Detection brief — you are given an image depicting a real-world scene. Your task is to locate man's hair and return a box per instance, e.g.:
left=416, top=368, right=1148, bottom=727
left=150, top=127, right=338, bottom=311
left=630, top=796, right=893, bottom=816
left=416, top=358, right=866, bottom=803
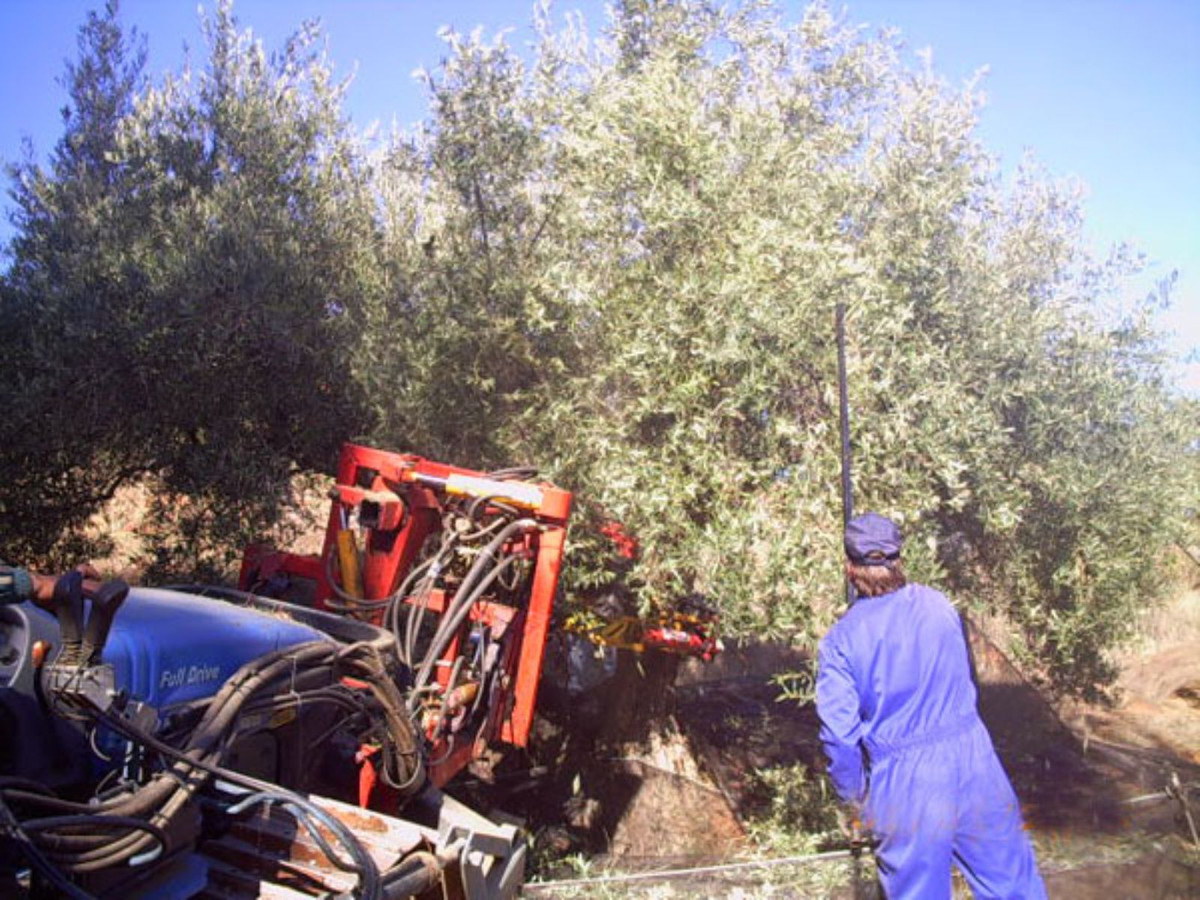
left=845, top=559, right=907, bottom=597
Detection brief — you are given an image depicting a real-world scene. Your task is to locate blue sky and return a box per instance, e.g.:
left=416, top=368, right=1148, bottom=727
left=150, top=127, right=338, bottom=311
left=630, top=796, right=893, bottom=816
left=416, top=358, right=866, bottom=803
left=1, top=0, right=1197, bottom=391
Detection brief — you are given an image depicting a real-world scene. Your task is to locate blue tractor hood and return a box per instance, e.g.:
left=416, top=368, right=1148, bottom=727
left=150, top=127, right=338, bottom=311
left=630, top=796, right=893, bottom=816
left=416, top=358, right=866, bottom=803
left=101, top=587, right=331, bottom=712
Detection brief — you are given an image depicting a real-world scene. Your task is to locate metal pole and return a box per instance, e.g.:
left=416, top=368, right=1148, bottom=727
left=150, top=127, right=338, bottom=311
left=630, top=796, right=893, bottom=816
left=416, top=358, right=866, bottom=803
left=836, top=303, right=854, bottom=605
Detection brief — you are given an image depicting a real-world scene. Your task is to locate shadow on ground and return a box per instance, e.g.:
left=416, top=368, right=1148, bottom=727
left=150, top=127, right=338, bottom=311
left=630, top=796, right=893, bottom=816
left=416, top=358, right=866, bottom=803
left=500, top=628, right=1199, bottom=897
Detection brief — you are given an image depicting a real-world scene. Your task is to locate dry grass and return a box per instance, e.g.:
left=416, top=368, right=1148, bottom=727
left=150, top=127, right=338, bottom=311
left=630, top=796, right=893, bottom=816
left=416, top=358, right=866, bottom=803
left=81, top=473, right=333, bottom=582
left=1120, top=583, right=1200, bottom=662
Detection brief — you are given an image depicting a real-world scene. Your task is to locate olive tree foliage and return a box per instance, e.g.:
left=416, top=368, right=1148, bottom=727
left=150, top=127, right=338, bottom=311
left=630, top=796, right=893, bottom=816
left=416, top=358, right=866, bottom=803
left=1, top=1, right=150, bottom=561
left=3, top=0, right=1190, bottom=692
left=1, top=0, right=378, bottom=575
left=371, top=0, right=1194, bottom=694
left=359, top=18, right=585, bottom=466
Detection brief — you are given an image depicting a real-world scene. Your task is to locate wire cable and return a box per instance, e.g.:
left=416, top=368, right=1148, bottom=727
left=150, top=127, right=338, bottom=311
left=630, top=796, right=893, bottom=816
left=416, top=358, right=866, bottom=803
left=521, top=849, right=856, bottom=891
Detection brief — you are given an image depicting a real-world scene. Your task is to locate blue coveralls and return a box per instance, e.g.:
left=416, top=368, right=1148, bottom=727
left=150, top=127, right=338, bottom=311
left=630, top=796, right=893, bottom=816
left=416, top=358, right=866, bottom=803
left=816, top=583, right=1046, bottom=899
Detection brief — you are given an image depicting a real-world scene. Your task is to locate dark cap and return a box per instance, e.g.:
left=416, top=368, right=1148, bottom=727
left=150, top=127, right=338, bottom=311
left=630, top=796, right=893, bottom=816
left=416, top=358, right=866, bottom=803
left=844, top=513, right=902, bottom=565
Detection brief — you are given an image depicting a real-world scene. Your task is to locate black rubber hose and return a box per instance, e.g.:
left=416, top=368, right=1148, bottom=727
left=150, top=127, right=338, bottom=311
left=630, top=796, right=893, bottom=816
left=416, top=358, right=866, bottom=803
left=27, top=644, right=340, bottom=870
left=398, top=535, right=458, bottom=668
left=335, top=643, right=425, bottom=794
left=1, top=788, right=98, bottom=816
left=485, top=466, right=538, bottom=481
left=409, top=554, right=522, bottom=709
left=379, top=851, right=443, bottom=899
left=16, top=638, right=418, bottom=885
left=410, top=519, right=535, bottom=695
left=418, top=551, right=523, bottom=690
left=91, top=710, right=386, bottom=899
left=0, top=793, right=98, bottom=900
left=22, top=814, right=167, bottom=854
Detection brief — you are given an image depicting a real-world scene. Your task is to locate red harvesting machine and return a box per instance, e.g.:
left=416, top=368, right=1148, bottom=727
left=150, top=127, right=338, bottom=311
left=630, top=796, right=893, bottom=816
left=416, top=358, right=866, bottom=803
left=239, top=442, right=572, bottom=790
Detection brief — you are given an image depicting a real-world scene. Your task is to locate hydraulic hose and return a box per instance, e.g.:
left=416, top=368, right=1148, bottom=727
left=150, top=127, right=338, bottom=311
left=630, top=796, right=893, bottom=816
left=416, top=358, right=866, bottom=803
left=223, top=790, right=382, bottom=898
left=20, top=815, right=167, bottom=849
left=409, top=518, right=536, bottom=701
left=411, top=551, right=524, bottom=704
left=377, top=851, right=442, bottom=900
left=336, top=642, right=425, bottom=794
left=397, top=531, right=460, bottom=668
left=0, top=793, right=99, bottom=900
left=86, top=660, right=400, bottom=898
left=8, top=639, right=422, bottom=883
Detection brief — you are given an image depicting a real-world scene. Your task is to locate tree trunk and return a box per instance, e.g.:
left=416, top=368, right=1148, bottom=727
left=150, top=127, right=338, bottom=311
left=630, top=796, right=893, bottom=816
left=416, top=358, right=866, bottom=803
left=601, top=648, right=680, bottom=743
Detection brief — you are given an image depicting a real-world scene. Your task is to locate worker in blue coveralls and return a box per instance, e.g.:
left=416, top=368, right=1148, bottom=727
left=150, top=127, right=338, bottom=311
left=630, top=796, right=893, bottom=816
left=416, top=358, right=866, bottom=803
left=816, top=513, right=1046, bottom=899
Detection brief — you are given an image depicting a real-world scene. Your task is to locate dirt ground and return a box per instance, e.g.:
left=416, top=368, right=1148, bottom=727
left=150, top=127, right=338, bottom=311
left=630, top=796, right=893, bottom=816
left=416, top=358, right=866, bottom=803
left=517, top=587, right=1200, bottom=899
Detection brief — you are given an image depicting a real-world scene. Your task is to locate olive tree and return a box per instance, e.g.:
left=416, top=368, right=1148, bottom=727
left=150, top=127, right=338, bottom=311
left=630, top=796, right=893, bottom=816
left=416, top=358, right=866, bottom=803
left=2, top=0, right=151, bottom=560
left=1, top=1, right=379, bottom=575
left=372, top=0, right=1194, bottom=695
left=358, top=17, right=586, bottom=467
left=3, top=0, right=1191, bottom=694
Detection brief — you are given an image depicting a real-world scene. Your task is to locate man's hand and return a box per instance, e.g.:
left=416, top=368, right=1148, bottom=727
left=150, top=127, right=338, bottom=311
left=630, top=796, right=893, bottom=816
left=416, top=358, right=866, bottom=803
left=836, top=805, right=862, bottom=841
left=31, top=564, right=102, bottom=606
left=837, top=804, right=872, bottom=857
left=31, top=573, right=57, bottom=604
